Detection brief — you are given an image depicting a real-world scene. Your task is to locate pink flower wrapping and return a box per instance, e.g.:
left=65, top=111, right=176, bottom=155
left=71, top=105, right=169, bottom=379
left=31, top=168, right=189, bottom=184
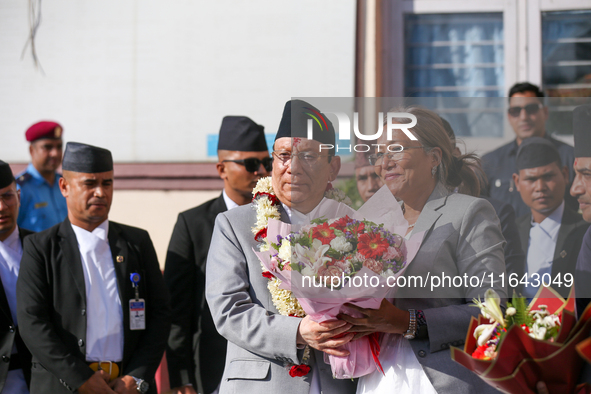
left=254, top=189, right=425, bottom=379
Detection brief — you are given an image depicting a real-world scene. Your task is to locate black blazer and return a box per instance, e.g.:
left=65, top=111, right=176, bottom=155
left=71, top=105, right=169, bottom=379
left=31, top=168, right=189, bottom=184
left=164, top=194, right=227, bottom=393
left=16, top=219, right=171, bottom=394
left=516, top=205, right=590, bottom=298
left=0, top=228, right=33, bottom=392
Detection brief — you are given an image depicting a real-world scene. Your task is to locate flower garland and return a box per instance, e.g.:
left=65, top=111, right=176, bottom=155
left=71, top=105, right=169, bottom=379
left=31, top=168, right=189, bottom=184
left=251, top=176, right=351, bottom=377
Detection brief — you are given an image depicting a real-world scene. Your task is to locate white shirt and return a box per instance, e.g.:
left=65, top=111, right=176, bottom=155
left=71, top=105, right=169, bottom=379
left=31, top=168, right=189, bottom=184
left=524, top=202, right=564, bottom=298
left=71, top=221, right=124, bottom=362
left=222, top=190, right=240, bottom=211
left=0, top=227, right=30, bottom=394
left=282, top=198, right=358, bottom=394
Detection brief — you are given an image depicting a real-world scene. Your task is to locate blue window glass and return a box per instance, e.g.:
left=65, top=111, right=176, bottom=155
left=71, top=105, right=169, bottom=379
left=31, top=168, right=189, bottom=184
left=403, top=13, right=504, bottom=137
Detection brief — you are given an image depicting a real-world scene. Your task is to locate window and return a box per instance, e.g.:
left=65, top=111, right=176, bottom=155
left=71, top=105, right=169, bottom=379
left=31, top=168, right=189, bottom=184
left=404, top=13, right=504, bottom=98
left=541, top=10, right=591, bottom=135
left=403, top=13, right=505, bottom=137
left=542, top=10, right=591, bottom=98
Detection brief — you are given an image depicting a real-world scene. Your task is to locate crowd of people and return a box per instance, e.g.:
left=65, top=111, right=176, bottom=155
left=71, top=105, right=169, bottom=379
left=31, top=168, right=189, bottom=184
left=0, top=82, right=590, bottom=394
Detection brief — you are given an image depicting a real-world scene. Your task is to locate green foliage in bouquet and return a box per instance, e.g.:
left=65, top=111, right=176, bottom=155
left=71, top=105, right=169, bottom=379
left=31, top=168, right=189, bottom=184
left=505, top=293, right=532, bottom=328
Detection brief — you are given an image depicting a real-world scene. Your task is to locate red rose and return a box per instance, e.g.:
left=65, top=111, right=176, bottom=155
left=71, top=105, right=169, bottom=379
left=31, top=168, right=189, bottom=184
left=289, top=364, right=311, bottom=377
left=312, top=222, right=336, bottom=244
left=331, top=216, right=350, bottom=231
left=253, top=192, right=280, bottom=206
left=349, top=221, right=365, bottom=235
left=357, top=232, right=389, bottom=259
left=255, top=228, right=267, bottom=242
left=262, top=271, right=275, bottom=280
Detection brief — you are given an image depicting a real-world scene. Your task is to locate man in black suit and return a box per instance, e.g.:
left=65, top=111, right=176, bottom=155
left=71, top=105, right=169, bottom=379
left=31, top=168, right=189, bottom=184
left=0, top=160, right=33, bottom=393
left=513, top=137, right=589, bottom=299
left=164, top=116, right=270, bottom=394
left=16, top=142, right=171, bottom=394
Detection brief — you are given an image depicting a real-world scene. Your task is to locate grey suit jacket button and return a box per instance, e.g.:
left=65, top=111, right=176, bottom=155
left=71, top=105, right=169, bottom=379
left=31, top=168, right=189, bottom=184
left=418, top=350, right=426, bottom=358
left=81, top=309, right=86, bottom=316
left=2, top=356, right=9, bottom=363
left=8, top=326, right=14, bottom=333
left=78, top=339, right=84, bottom=347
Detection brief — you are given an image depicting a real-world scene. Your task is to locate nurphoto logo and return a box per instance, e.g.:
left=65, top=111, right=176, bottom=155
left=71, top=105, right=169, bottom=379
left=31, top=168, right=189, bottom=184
left=304, top=111, right=418, bottom=153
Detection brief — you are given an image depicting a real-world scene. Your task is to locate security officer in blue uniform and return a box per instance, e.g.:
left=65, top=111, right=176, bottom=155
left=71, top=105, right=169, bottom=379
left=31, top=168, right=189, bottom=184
left=482, top=82, right=576, bottom=217
left=16, top=121, right=68, bottom=232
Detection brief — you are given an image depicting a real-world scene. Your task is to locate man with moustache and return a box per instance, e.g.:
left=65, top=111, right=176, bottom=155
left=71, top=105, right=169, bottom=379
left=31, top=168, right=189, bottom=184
left=205, top=100, right=357, bottom=394
left=355, top=150, right=383, bottom=203
left=17, top=142, right=170, bottom=394
left=0, top=161, right=33, bottom=393
left=512, top=138, right=588, bottom=298
left=164, top=116, right=271, bottom=394
left=16, top=121, right=68, bottom=232
left=482, top=83, right=576, bottom=217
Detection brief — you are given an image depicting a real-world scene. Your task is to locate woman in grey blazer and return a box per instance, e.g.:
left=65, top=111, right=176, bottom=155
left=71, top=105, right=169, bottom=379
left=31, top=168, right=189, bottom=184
left=340, top=107, right=508, bottom=394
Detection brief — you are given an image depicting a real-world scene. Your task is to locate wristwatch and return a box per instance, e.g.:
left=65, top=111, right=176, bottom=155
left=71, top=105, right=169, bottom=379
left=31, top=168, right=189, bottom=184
left=403, top=309, right=417, bottom=340
left=131, top=376, right=149, bottom=393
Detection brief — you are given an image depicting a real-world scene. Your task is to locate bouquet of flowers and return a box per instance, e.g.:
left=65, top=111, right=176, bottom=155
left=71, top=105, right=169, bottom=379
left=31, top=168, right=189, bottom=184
left=253, top=186, right=424, bottom=379
left=451, top=286, right=591, bottom=394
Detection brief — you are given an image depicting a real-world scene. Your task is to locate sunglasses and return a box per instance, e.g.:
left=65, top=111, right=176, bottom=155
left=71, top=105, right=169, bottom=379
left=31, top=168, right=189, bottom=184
left=508, top=103, right=543, bottom=117
left=222, top=157, right=273, bottom=173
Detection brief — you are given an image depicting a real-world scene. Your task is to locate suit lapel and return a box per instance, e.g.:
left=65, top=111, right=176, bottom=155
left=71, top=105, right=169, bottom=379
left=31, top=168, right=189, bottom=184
left=0, top=228, right=29, bottom=323
left=58, top=219, right=87, bottom=301
left=516, top=214, right=531, bottom=258
left=413, top=183, right=447, bottom=235
left=211, top=193, right=228, bottom=216
left=0, top=263, right=11, bottom=322
left=552, top=207, right=578, bottom=276
left=107, top=222, right=132, bottom=356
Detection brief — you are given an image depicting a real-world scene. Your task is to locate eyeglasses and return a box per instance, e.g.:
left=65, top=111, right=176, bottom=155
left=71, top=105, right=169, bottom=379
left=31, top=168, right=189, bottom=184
left=508, top=103, right=543, bottom=117
left=222, top=157, right=273, bottom=173
left=272, top=151, right=329, bottom=166
left=368, top=146, right=424, bottom=166
left=0, top=191, right=18, bottom=206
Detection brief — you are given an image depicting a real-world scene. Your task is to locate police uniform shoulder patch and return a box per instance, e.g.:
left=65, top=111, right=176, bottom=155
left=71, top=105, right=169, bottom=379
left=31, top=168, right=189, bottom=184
left=15, top=172, right=32, bottom=186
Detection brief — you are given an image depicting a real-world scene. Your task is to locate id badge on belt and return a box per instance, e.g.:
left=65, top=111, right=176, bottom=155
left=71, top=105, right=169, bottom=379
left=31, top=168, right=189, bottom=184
left=129, top=273, right=146, bottom=330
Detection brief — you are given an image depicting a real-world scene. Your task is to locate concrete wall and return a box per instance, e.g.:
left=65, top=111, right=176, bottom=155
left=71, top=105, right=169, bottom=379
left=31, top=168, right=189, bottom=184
left=0, top=0, right=356, bottom=162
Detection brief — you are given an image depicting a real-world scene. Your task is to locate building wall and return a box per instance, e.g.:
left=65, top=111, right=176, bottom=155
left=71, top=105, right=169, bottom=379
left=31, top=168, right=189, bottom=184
left=0, top=0, right=356, bottom=162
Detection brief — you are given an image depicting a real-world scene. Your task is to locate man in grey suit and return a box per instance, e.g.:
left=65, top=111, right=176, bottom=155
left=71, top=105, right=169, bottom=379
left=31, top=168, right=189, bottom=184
left=205, top=100, right=357, bottom=394
left=512, top=137, right=589, bottom=299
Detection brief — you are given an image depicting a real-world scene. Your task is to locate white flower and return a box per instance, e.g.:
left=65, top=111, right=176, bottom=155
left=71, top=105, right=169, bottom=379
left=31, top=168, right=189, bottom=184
left=253, top=177, right=273, bottom=195
left=294, top=240, right=331, bottom=276
left=278, top=239, right=291, bottom=263
left=530, top=324, right=547, bottom=340
left=474, top=323, right=498, bottom=346
left=301, top=266, right=315, bottom=277
left=479, top=289, right=505, bottom=326
left=506, top=307, right=516, bottom=316
left=543, top=315, right=560, bottom=328
left=330, top=236, right=352, bottom=253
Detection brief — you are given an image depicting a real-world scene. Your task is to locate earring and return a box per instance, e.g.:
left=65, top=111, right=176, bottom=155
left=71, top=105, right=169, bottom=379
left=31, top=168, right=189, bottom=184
left=431, top=166, right=437, bottom=178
